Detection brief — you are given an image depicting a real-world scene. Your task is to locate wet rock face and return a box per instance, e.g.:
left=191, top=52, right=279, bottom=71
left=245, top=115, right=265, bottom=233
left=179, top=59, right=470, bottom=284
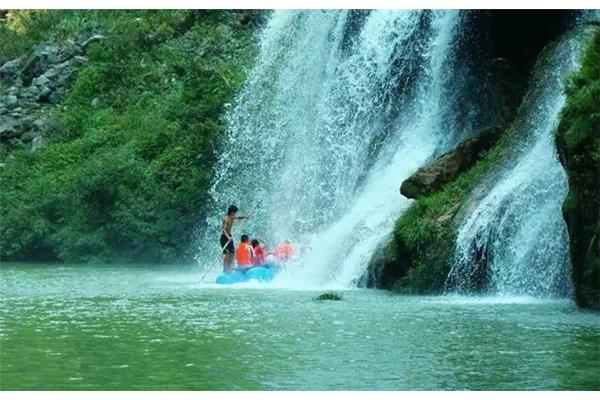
left=400, top=126, right=502, bottom=199
left=555, top=30, right=600, bottom=310
left=464, top=10, right=576, bottom=80
left=0, top=36, right=99, bottom=154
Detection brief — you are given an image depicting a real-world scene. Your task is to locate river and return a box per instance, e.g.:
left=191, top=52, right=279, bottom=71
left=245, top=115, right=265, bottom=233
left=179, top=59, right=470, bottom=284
left=1, top=263, right=598, bottom=390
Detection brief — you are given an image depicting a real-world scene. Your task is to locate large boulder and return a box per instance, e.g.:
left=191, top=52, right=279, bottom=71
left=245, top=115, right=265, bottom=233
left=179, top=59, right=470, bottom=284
left=21, top=41, right=82, bottom=85
left=400, top=126, right=502, bottom=199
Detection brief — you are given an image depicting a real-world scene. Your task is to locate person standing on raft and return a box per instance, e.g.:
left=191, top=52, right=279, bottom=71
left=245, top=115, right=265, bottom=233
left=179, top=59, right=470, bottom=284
left=221, top=205, right=248, bottom=272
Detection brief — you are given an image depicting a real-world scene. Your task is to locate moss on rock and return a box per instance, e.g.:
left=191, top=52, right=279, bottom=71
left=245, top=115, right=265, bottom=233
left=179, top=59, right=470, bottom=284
left=556, top=28, right=600, bottom=310
left=314, top=291, right=343, bottom=301
left=367, top=126, right=510, bottom=292
left=370, top=28, right=600, bottom=309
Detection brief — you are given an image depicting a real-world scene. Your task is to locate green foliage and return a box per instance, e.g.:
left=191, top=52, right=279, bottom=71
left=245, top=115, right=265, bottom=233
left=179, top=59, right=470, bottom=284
left=559, top=30, right=600, bottom=155
left=381, top=30, right=599, bottom=300
left=556, top=28, right=600, bottom=309
left=314, top=291, right=343, bottom=301
left=389, top=134, right=510, bottom=293
left=0, top=10, right=263, bottom=263
left=1, top=10, right=64, bottom=59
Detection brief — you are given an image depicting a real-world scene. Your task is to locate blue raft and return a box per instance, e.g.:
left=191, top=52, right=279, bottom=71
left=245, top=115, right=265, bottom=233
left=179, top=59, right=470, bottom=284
left=215, top=263, right=279, bottom=284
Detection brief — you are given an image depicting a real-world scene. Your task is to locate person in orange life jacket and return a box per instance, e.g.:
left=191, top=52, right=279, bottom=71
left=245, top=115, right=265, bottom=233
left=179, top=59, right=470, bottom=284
left=269, top=240, right=294, bottom=262
left=235, top=234, right=254, bottom=270
left=251, top=238, right=267, bottom=266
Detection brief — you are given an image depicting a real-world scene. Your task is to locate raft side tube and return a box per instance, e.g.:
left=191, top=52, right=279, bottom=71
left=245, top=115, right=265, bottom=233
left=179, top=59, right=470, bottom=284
left=215, top=263, right=279, bottom=284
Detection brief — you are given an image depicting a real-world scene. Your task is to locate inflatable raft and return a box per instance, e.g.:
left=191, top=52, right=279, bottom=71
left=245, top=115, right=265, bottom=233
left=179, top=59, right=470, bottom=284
left=215, top=263, right=279, bottom=284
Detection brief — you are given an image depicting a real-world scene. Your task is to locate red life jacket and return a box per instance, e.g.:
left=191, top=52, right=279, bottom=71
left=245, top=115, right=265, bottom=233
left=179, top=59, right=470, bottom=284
left=252, top=245, right=265, bottom=265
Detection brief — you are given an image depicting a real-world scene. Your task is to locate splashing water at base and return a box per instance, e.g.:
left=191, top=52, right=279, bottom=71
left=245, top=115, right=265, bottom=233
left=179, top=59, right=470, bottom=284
left=199, top=10, right=498, bottom=287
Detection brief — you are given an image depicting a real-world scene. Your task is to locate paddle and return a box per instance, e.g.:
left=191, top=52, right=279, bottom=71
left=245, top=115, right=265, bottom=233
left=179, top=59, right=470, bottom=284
left=199, top=202, right=259, bottom=282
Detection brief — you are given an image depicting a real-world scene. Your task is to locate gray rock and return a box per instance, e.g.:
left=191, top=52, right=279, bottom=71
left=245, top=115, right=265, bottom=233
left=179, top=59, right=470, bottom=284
left=32, top=135, right=45, bottom=151
left=28, top=57, right=85, bottom=103
left=48, top=91, right=63, bottom=104
left=42, top=115, right=64, bottom=132
left=0, top=94, right=18, bottom=108
left=0, top=116, right=31, bottom=140
left=80, top=34, right=105, bottom=51
left=34, top=115, right=67, bottom=142
left=20, top=129, right=36, bottom=143
left=21, top=41, right=83, bottom=85
left=32, top=73, right=51, bottom=87
left=0, top=58, right=23, bottom=81
left=0, top=36, right=93, bottom=152
left=36, top=86, right=52, bottom=102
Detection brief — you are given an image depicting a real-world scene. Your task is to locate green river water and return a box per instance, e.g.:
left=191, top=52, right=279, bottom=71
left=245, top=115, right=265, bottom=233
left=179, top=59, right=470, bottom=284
left=1, top=263, right=599, bottom=390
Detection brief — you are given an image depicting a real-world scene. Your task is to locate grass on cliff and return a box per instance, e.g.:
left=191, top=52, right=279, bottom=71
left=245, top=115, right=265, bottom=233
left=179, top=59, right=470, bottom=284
left=387, top=31, right=595, bottom=294
left=390, top=135, right=510, bottom=293
left=559, top=29, right=600, bottom=155
left=0, top=10, right=263, bottom=263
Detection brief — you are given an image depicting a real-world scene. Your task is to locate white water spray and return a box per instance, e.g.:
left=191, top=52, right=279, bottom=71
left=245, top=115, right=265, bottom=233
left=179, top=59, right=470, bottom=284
left=201, top=10, right=496, bottom=287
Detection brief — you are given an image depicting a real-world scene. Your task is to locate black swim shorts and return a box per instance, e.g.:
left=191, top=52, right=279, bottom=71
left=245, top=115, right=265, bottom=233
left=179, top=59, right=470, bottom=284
left=220, top=234, right=234, bottom=254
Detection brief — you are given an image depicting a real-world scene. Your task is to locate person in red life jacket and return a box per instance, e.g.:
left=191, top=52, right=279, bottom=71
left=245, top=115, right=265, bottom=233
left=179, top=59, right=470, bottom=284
left=235, top=234, right=254, bottom=271
left=269, top=240, right=294, bottom=262
left=251, top=238, right=267, bottom=266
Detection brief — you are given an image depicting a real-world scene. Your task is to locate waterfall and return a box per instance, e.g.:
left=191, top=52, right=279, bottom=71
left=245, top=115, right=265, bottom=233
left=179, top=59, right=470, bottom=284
left=446, top=28, right=591, bottom=297
left=200, top=10, right=498, bottom=287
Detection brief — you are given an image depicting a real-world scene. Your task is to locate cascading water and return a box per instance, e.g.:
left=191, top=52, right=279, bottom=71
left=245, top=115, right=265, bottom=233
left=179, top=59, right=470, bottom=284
left=446, top=27, right=592, bottom=298
left=200, top=10, right=499, bottom=287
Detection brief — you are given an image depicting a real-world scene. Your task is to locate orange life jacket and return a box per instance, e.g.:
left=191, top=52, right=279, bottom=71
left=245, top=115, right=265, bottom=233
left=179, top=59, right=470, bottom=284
left=236, top=242, right=253, bottom=266
left=271, top=243, right=294, bottom=261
